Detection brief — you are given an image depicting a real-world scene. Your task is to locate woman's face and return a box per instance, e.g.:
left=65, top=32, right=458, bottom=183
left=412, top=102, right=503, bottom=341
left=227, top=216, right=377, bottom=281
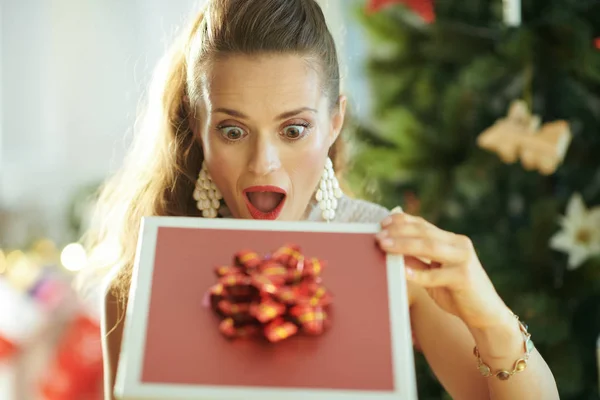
left=195, top=54, right=346, bottom=221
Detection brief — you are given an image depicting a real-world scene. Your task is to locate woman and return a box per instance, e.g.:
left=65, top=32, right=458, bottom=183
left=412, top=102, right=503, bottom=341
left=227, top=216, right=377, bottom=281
left=89, top=0, right=559, bottom=399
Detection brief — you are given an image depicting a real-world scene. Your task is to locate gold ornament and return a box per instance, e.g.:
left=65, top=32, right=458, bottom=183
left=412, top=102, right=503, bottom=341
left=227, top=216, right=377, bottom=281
left=477, top=100, right=572, bottom=175
left=4, top=250, right=40, bottom=291
left=0, top=238, right=61, bottom=289
left=519, top=120, right=572, bottom=175
left=477, top=100, right=540, bottom=164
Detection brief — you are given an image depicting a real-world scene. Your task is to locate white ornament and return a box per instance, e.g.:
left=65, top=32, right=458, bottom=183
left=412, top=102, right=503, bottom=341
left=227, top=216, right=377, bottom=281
left=503, top=0, right=521, bottom=27
left=549, top=193, right=600, bottom=270
left=315, top=157, right=342, bottom=222
left=194, top=161, right=225, bottom=218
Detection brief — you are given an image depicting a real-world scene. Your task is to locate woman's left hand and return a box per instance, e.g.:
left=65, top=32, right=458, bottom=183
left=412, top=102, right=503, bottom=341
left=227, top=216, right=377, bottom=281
left=377, top=211, right=511, bottom=330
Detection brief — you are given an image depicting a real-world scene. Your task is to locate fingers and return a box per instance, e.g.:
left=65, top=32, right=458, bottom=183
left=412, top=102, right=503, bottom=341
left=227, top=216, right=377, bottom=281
left=378, top=212, right=476, bottom=289
left=381, top=217, right=448, bottom=242
left=382, top=213, right=456, bottom=241
left=379, top=236, right=465, bottom=264
left=405, top=266, right=461, bottom=288
left=377, top=212, right=470, bottom=264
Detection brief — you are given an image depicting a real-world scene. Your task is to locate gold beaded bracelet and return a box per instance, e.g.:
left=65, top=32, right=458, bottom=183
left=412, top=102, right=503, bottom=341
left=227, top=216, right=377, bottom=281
left=473, top=313, right=535, bottom=381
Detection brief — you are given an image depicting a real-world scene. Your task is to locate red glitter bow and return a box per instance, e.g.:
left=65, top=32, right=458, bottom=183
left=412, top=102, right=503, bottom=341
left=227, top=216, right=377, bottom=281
left=207, top=245, right=332, bottom=343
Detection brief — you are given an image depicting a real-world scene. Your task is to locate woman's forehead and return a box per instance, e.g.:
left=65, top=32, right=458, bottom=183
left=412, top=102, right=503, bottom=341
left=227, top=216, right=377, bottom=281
left=201, top=54, right=328, bottom=115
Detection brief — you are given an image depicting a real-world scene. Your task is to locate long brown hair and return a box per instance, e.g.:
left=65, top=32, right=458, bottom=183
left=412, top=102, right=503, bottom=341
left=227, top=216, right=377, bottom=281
left=81, top=0, right=346, bottom=303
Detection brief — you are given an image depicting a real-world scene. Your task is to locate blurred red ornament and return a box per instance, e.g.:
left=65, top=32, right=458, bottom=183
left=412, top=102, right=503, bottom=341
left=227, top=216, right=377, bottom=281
left=367, top=0, right=435, bottom=23
left=0, top=335, right=17, bottom=359
left=39, top=313, right=103, bottom=400
left=595, top=38, right=600, bottom=49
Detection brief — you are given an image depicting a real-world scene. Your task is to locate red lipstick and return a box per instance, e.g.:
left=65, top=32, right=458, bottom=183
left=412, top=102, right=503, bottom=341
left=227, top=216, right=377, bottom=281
left=243, top=185, right=287, bottom=220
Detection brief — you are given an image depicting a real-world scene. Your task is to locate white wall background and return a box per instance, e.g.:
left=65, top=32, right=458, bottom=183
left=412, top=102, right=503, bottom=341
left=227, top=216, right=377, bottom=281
left=0, top=0, right=373, bottom=248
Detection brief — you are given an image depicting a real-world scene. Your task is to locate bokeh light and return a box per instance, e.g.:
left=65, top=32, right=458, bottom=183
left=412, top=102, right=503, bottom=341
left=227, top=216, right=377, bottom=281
left=60, top=243, right=88, bottom=272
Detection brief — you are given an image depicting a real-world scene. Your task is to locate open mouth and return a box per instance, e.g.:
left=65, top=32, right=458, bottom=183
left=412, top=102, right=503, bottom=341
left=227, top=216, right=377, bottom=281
left=243, top=186, right=287, bottom=220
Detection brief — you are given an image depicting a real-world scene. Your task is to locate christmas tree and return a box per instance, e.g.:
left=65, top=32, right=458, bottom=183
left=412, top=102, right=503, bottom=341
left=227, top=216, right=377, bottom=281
left=350, top=0, right=600, bottom=399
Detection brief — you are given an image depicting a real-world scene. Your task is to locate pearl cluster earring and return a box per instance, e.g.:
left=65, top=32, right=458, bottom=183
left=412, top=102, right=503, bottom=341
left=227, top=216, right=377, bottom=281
left=194, top=161, right=222, bottom=218
left=316, top=157, right=343, bottom=222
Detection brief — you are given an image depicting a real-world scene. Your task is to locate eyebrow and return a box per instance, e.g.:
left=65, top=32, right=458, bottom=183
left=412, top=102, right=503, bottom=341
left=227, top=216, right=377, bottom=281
left=213, top=107, right=318, bottom=120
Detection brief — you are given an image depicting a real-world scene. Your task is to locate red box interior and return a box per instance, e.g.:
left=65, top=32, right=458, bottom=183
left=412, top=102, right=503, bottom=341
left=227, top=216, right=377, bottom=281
left=141, top=226, right=396, bottom=391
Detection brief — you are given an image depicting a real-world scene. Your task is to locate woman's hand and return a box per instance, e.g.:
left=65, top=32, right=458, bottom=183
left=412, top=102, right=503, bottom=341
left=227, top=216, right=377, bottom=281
left=376, top=211, right=511, bottom=331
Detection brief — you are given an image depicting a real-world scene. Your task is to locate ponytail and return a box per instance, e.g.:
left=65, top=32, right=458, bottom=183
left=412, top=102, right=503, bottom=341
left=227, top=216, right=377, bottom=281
left=78, top=10, right=206, bottom=302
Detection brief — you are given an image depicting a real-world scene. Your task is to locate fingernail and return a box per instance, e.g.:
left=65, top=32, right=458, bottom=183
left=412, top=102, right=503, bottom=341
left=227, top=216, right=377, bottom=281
left=380, top=238, right=394, bottom=248
left=405, top=268, right=415, bottom=278
left=381, top=216, right=393, bottom=227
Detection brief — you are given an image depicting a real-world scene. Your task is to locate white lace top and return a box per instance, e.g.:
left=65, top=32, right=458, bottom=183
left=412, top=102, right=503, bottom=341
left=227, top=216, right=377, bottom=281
left=305, top=195, right=392, bottom=224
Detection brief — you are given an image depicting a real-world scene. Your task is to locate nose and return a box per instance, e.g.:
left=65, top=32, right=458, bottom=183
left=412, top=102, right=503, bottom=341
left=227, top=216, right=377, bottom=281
left=246, top=136, right=281, bottom=176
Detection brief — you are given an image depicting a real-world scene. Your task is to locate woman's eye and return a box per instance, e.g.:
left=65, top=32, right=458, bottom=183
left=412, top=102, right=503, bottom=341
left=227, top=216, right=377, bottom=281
left=220, top=126, right=246, bottom=141
left=282, top=125, right=307, bottom=140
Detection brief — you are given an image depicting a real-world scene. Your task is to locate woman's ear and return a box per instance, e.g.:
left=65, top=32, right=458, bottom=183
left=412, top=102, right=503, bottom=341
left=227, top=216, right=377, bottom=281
left=330, top=95, right=347, bottom=146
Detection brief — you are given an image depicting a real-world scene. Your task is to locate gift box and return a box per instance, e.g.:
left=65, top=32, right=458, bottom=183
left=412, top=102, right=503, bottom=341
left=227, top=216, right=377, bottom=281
left=115, top=217, right=417, bottom=400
